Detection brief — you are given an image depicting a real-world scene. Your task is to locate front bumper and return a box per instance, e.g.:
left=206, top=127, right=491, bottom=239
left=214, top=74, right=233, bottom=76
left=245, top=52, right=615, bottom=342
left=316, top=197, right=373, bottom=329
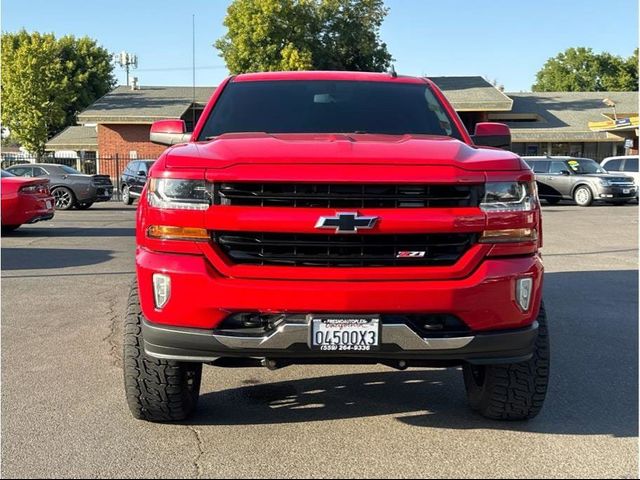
left=137, top=246, right=543, bottom=339
left=142, top=317, right=539, bottom=365
left=597, top=185, right=637, bottom=200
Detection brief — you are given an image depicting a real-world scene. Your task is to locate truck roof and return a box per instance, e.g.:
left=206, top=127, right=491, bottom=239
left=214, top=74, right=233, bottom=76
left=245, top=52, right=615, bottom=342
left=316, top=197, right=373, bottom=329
left=232, top=70, right=428, bottom=85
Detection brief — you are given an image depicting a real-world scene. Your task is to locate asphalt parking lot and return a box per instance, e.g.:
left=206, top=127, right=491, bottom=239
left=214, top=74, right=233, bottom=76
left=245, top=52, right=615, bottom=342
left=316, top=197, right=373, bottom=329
left=1, top=201, right=638, bottom=478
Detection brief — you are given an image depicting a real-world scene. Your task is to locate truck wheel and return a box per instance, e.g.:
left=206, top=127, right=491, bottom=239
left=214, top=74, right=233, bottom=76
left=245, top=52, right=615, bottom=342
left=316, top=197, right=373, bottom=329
left=123, top=281, right=202, bottom=422
left=573, top=186, right=593, bottom=207
left=122, top=186, right=134, bottom=205
left=463, top=302, right=550, bottom=420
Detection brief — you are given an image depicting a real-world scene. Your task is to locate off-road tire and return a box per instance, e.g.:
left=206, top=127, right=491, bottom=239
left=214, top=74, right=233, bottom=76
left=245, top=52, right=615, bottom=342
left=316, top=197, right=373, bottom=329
left=123, top=281, right=202, bottom=422
left=463, top=302, right=550, bottom=420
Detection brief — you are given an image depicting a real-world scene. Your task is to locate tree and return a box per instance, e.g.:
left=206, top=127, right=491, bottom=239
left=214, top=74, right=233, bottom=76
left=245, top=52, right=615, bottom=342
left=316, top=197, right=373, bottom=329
left=57, top=35, right=116, bottom=129
left=215, top=0, right=393, bottom=74
left=532, top=47, right=638, bottom=92
left=1, top=30, right=115, bottom=157
left=622, top=48, right=639, bottom=90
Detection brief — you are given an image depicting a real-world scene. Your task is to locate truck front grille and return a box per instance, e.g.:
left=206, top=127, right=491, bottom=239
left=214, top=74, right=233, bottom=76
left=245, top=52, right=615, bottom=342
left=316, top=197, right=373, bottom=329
left=212, top=231, right=477, bottom=267
left=214, top=183, right=482, bottom=208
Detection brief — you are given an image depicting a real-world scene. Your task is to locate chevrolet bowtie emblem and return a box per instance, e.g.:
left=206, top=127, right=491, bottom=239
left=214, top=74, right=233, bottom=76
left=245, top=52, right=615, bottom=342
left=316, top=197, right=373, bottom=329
left=315, top=212, right=378, bottom=234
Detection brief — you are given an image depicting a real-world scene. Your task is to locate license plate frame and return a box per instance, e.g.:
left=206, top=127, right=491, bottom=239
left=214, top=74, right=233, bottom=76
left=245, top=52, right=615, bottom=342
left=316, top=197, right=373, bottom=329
left=45, top=200, right=52, bottom=209
left=309, top=314, right=380, bottom=352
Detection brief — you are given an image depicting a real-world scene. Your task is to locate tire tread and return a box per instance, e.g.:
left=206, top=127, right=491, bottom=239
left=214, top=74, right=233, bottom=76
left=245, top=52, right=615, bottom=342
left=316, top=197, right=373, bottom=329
left=464, top=302, right=550, bottom=420
left=123, top=281, right=202, bottom=422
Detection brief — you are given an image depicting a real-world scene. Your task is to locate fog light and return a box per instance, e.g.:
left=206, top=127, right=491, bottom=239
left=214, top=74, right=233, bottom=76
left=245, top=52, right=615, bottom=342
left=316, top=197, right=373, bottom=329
left=516, top=277, right=533, bottom=311
left=153, top=273, right=171, bottom=309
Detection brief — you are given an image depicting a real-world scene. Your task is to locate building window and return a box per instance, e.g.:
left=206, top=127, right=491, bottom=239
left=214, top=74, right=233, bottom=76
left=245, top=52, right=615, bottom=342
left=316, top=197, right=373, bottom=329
left=526, top=144, right=539, bottom=155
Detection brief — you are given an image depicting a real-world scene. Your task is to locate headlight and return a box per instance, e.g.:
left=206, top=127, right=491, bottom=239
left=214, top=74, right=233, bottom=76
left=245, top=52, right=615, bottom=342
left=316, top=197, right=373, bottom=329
left=599, top=178, right=611, bottom=187
left=147, top=178, right=210, bottom=210
left=480, top=182, right=536, bottom=212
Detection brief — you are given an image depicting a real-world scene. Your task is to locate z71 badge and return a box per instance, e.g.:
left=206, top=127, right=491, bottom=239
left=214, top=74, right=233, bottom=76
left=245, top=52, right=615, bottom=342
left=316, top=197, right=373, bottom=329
left=396, top=251, right=426, bottom=258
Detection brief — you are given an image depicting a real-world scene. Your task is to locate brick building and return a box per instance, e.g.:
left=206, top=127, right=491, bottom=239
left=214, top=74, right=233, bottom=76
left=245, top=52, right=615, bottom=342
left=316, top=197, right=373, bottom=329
left=46, top=85, right=214, bottom=179
left=44, top=78, right=638, bottom=182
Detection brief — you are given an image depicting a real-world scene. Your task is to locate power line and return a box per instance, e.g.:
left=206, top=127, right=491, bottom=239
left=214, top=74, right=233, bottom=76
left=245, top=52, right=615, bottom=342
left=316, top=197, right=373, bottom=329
left=135, top=65, right=227, bottom=72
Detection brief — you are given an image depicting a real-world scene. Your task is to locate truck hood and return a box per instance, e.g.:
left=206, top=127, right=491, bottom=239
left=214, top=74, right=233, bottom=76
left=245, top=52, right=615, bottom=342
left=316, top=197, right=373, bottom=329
left=163, top=133, right=523, bottom=171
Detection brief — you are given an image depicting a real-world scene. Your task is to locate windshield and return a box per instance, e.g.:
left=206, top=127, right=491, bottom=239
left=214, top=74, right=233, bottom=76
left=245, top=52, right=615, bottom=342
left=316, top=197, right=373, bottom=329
left=566, top=158, right=607, bottom=174
left=198, top=80, right=462, bottom=140
left=1, top=170, right=15, bottom=177
left=59, top=165, right=81, bottom=174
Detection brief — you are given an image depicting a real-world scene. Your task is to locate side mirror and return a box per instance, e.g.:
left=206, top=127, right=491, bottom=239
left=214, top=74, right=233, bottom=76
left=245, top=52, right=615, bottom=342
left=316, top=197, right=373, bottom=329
left=150, top=120, right=191, bottom=146
left=137, top=170, right=147, bottom=177
left=561, top=170, right=571, bottom=176
left=471, top=122, right=511, bottom=150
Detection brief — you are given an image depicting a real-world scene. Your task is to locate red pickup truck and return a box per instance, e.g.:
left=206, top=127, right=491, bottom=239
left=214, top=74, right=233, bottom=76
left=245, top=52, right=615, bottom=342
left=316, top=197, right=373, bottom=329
left=124, top=71, right=549, bottom=422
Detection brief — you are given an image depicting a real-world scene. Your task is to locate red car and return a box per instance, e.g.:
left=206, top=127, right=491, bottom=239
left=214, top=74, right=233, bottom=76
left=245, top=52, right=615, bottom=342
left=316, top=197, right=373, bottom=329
left=1, top=170, right=55, bottom=233
left=124, top=71, right=549, bottom=422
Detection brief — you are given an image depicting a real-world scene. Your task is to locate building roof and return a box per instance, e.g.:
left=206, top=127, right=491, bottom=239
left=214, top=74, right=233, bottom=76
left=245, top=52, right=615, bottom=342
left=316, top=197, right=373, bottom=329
left=45, top=126, right=97, bottom=151
left=430, top=76, right=513, bottom=111
left=77, top=86, right=215, bottom=124
left=74, top=76, right=511, bottom=124
left=70, top=81, right=638, bottom=145
left=501, top=91, right=639, bottom=142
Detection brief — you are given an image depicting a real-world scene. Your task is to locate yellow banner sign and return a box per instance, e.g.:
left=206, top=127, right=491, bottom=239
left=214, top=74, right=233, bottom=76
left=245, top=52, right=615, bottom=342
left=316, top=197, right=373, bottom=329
left=588, top=116, right=639, bottom=131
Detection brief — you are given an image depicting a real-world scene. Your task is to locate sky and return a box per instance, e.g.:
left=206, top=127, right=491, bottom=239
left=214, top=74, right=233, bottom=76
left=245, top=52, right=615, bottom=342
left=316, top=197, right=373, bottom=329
left=1, top=0, right=638, bottom=92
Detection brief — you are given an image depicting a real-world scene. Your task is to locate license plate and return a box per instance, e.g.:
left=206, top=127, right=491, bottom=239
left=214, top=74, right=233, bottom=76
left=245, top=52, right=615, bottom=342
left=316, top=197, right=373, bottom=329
left=310, top=315, right=380, bottom=352
left=46, top=200, right=52, bottom=209
left=624, top=189, right=631, bottom=194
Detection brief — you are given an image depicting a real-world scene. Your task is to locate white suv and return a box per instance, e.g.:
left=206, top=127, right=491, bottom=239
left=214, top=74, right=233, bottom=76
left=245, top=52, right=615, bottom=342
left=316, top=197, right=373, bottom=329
left=602, top=156, right=639, bottom=197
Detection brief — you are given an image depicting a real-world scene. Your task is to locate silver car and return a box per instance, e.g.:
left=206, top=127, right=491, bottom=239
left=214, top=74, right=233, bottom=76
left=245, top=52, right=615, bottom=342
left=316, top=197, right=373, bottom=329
left=522, top=156, right=636, bottom=206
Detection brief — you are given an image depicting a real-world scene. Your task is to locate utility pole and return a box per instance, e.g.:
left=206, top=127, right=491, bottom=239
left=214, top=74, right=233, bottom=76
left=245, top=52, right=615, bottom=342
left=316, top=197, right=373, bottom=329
left=192, top=14, right=196, bottom=129
left=117, top=51, right=138, bottom=86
